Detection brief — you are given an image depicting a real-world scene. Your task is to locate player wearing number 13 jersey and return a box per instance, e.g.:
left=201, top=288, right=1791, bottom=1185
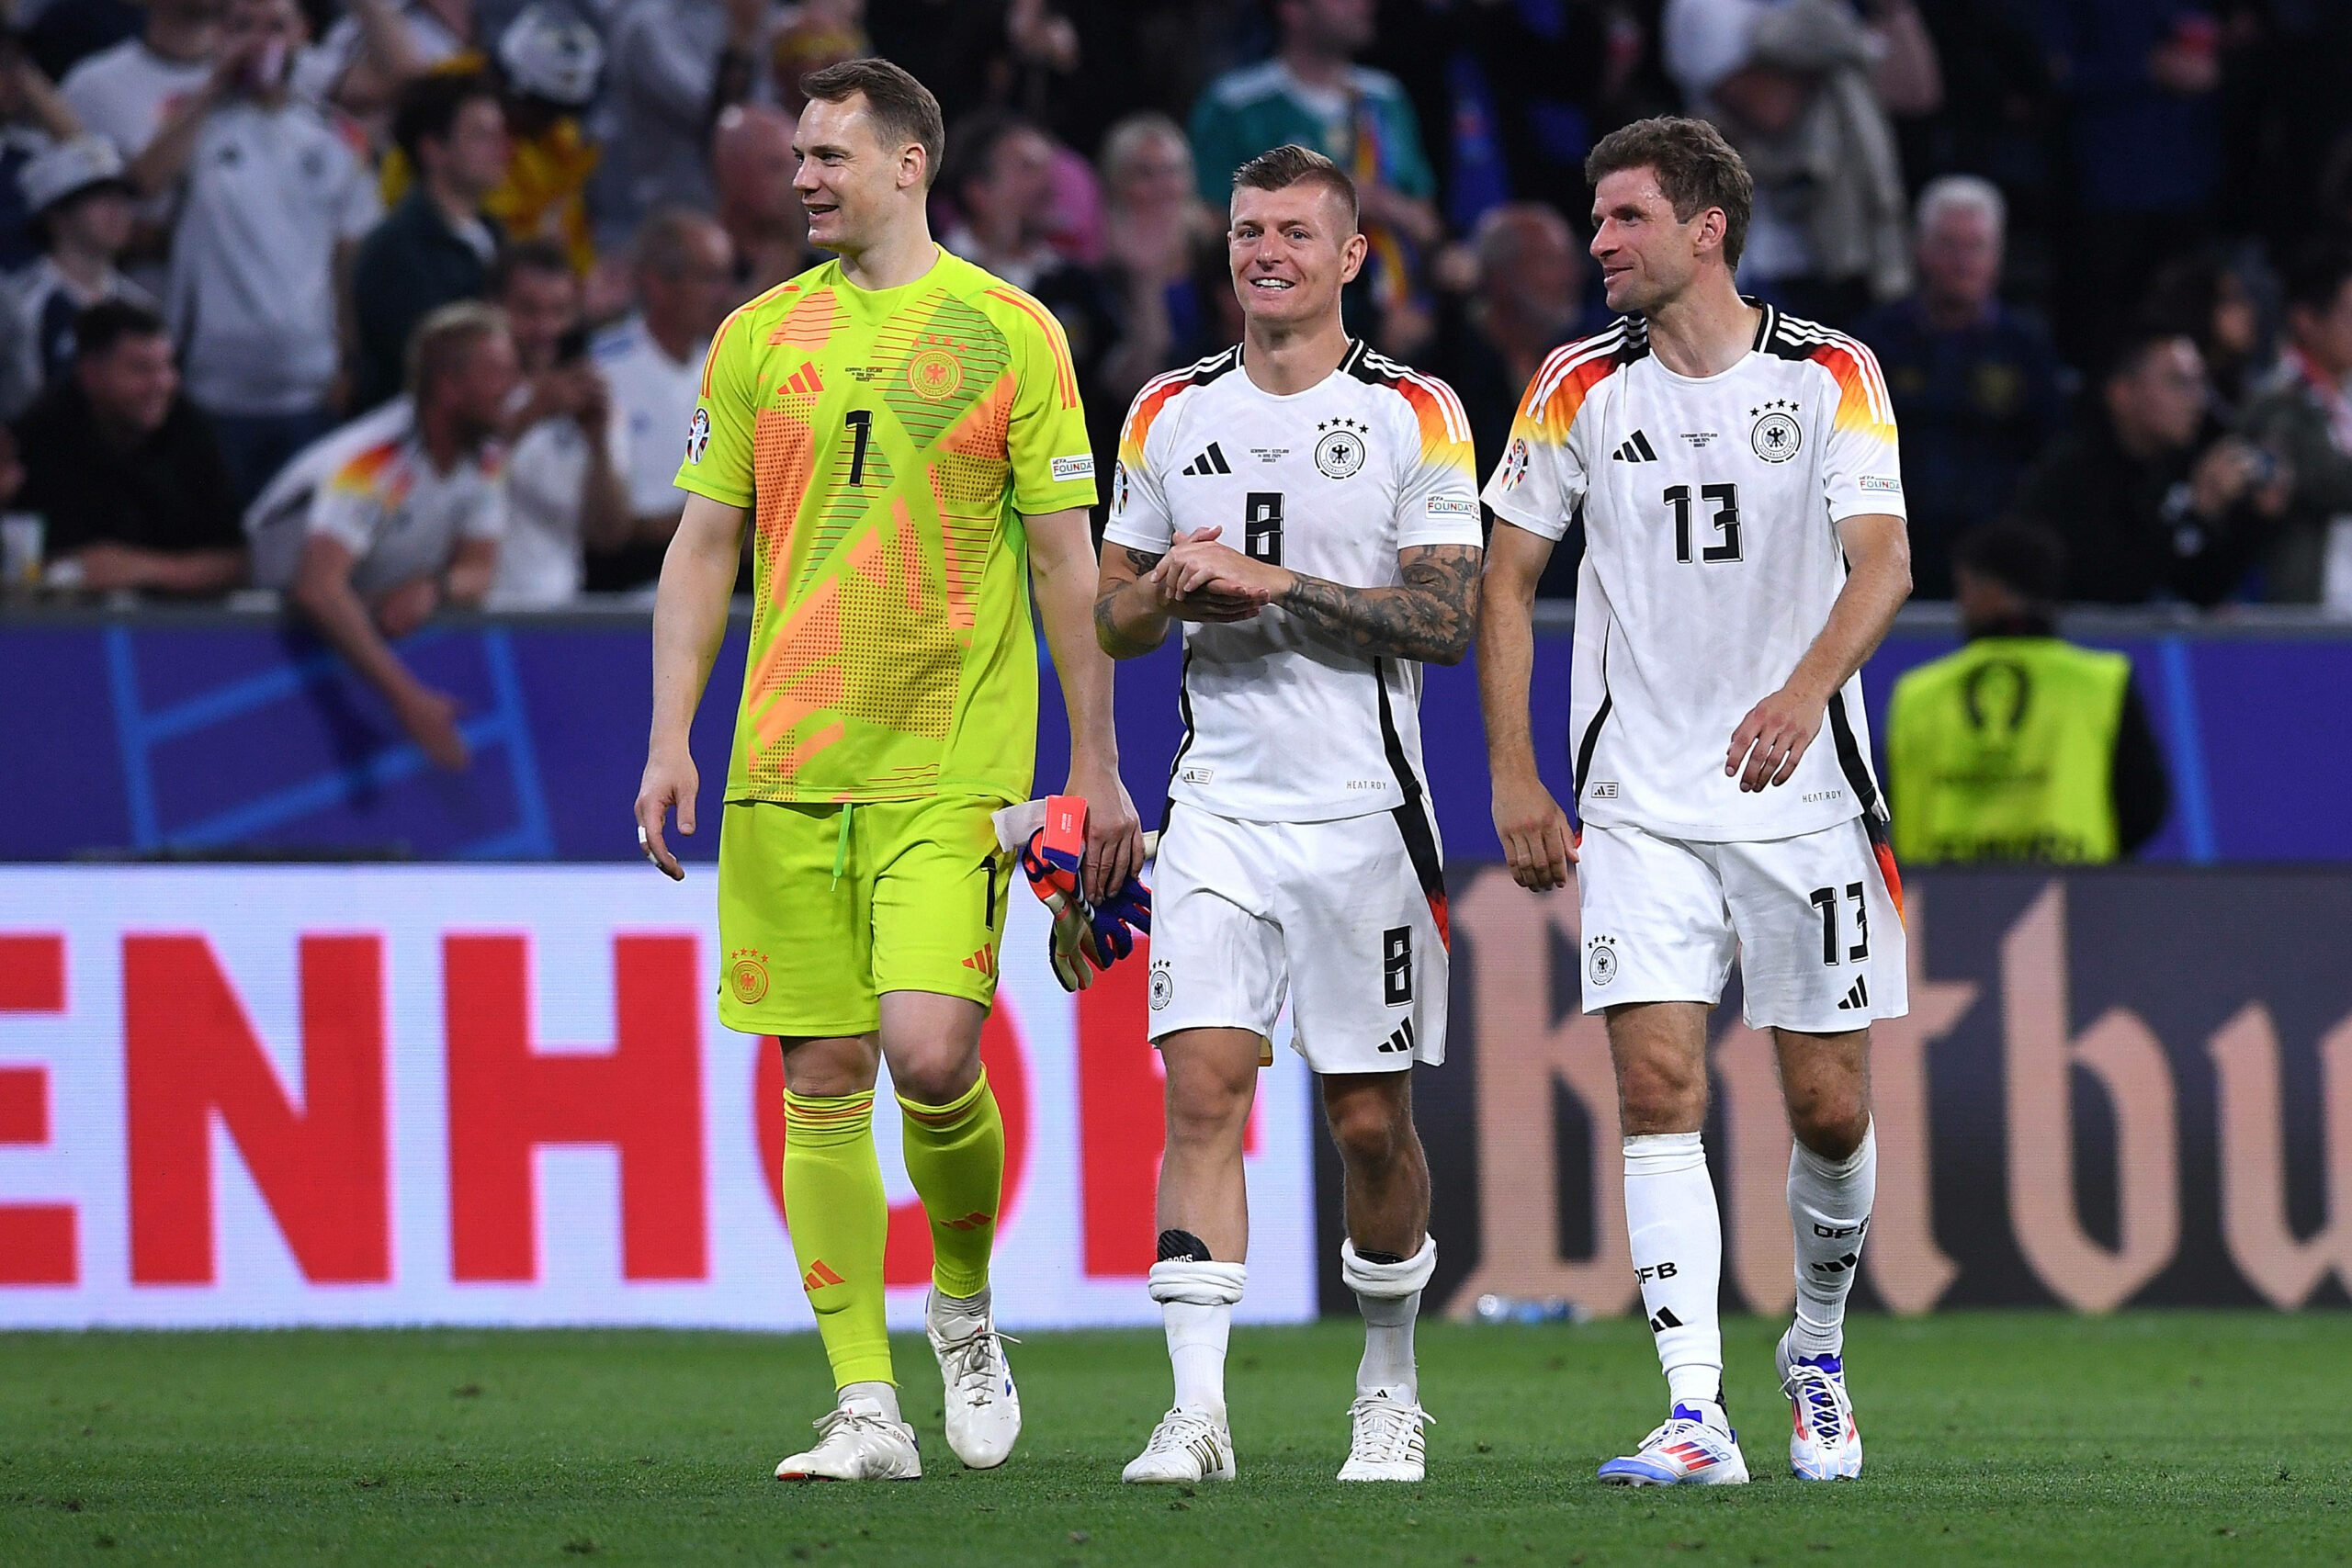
left=1479, top=119, right=1913, bottom=1486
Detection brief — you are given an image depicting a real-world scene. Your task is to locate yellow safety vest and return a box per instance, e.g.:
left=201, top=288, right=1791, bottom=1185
left=1886, top=637, right=2131, bottom=864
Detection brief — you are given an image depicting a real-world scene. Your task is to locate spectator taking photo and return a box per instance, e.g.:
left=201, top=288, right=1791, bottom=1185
left=137, top=0, right=382, bottom=509
left=2016, top=327, right=2290, bottom=606
left=590, top=207, right=732, bottom=592
left=485, top=239, right=629, bottom=609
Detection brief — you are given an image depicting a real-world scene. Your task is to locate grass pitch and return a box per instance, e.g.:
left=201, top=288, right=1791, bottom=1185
left=3, top=1313, right=2347, bottom=1567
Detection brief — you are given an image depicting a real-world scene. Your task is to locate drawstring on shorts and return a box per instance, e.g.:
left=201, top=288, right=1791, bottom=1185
left=831, top=801, right=854, bottom=890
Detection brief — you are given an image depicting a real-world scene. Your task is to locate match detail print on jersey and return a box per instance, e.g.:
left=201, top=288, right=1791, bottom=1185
left=1103, top=339, right=1484, bottom=828
left=1482, top=303, right=1907, bottom=844
left=674, top=249, right=1096, bottom=807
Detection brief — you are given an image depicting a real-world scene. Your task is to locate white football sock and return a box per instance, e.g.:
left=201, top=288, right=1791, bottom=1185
left=839, top=1380, right=901, bottom=1424
left=1787, top=1122, right=1876, bottom=1360
left=1341, top=1236, right=1437, bottom=1401
left=1149, top=1258, right=1248, bottom=1416
left=1623, top=1132, right=1724, bottom=1412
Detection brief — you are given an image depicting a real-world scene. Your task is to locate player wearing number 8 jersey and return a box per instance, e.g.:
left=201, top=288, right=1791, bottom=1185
left=633, top=58, right=1143, bottom=1483
left=1095, top=146, right=1482, bottom=1486
left=1477, top=118, right=1913, bottom=1485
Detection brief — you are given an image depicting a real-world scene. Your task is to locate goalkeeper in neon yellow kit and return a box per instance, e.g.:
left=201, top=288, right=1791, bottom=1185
left=630, top=57, right=1143, bottom=1482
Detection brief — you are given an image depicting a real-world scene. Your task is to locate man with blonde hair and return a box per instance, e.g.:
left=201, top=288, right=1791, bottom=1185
left=249, top=301, right=518, bottom=771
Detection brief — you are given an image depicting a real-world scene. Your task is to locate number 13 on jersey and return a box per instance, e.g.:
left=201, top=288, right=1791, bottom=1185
left=1664, top=482, right=1741, bottom=563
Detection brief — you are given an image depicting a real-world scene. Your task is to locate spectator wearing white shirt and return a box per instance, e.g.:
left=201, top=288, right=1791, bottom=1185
left=133, top=0, right=382, bottom=509
left=0, top=135, right=154, bottom=422
left=588, top=206, right=732, bottom=591
left=58, top=0, right=220, bottom=291
left=485, top=240, right=631, bottom=608
left=58, top=0, right=219, bottom=163
left=250, top=302, right=518, bottom=771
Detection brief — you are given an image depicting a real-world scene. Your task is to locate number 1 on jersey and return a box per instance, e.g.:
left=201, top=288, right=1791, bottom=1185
left=844, top=410, right=874, bottom=486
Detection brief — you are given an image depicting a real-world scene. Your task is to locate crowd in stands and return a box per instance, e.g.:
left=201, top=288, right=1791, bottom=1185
left=6, top=0, right=2352, bottom=635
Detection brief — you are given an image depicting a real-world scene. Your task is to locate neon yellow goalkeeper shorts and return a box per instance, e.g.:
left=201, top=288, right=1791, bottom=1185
left=715, top=796, right=1012, bottom=1038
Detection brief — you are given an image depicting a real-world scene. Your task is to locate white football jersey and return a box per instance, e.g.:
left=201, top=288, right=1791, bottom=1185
left=1102, top=339, right=1484, bottom=826
left=1482, top=304, right=1908, bottom=842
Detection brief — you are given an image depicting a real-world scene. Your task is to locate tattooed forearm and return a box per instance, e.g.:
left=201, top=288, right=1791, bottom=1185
left=1093, top=547, right=1170, bottom=659
left=1275, top=544, right=1483, bottom=664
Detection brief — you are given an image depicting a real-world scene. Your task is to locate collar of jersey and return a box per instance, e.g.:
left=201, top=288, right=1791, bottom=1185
left=1631, top=296, right=1775, bottom=385
left=1233, top=336, right=1363, bottom=401
left=827, top=246, right=950, bottom=320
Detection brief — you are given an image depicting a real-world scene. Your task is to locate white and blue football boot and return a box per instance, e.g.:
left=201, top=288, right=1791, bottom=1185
left=1776, top=1331, right=1862, bottom=1480
left=927, top=1289, right=1022, bottom=1469
left=1597, top=1400, right=1750, bottom=1486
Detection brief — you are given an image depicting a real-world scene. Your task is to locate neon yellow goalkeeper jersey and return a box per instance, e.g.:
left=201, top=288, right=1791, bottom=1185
left=674, top=247, right=1097, bottom=804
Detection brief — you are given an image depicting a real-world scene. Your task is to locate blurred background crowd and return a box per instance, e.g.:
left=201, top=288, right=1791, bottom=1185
left=6, top=0, right=2352, bottom=616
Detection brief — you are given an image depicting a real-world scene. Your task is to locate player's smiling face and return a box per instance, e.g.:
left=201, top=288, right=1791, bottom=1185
left=1589, top=167, right=1713, bottom=316
left=1228, top=182, right=1366, bottom=331
left=793, top=93, right=921, bottom=255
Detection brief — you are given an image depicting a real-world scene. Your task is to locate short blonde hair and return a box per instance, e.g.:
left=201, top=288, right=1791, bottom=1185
left=1100, top=112, right=1191, bottom=190
left=405, top=299, right=509, bottom=401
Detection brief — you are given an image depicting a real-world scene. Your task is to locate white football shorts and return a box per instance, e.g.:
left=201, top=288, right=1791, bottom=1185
left=1146, top=802, right=1449, bottom=1072
left=1575, top=817, right=1908, bottom=1032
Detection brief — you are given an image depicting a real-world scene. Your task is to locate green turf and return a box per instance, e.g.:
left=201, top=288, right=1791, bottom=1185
left=2, top=1313, right=2347, bottom=1566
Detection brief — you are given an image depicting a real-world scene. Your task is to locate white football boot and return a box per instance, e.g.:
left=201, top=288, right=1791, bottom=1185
left=1776, top=1331, right=1863, bottom=1480
left=1121, top=1407, right=1238, bottom=1484
left=1337, top=1389, right=1433, bottom=1482
left=1596, top=1401, right=1750, bottom=1486
left=927, top=1291, right=1023, bottom=1469
left=773, top=1396, right=922, bottom=1482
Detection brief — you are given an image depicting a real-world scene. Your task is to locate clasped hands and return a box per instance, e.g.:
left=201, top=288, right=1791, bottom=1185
left=1146, top=526, right=1292, bottom=622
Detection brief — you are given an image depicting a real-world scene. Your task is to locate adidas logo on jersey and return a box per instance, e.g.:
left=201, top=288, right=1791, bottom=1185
left=1609, top=430, right=1659, bottom=463
left=1836, top=975, right=1871, bottom=1011
left=1375, top=1016, right=1418, bottom=1055
left=801, top=1259, right=846, bottom=1292
left=1181, top=442, right=1233, bottom=476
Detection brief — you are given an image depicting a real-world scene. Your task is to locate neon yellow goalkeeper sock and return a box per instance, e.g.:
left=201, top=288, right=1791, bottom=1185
left=781, top=1088, right=894, bottom=1390
left=898, top=1069, right=1004, bottom=1300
